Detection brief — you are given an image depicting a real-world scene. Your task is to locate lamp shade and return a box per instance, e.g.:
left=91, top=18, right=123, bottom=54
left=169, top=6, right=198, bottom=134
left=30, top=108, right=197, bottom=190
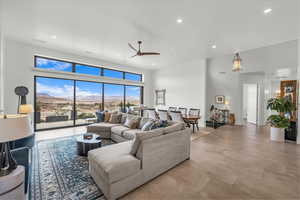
left=19, top=104, right=33, bottom=114
left=0, top=115, right=33, bottom=143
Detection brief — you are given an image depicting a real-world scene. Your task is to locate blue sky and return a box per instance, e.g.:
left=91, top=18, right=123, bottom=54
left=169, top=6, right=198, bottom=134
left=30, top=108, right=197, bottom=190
left=37, top=77, right=140, bottom=98
left=36, top=57, right=141, bottom=81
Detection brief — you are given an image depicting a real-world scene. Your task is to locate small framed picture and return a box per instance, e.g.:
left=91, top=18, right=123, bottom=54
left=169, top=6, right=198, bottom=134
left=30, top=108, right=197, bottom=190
left=155, top=89, right=166, bottom=105
left=215, top=95, right=225, bottom=104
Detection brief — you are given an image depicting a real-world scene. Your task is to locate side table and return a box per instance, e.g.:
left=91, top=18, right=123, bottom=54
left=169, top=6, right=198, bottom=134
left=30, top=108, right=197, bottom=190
left=0, top=166, right=25, bottom=200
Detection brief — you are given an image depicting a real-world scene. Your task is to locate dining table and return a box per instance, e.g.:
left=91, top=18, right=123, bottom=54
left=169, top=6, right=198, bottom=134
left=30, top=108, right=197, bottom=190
left=182, top=115, right=201, bottom=133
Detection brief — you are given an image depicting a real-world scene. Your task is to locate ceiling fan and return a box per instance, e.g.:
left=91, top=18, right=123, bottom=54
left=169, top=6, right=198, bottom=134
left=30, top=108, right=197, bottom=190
left=128, top=41, right=160, bottom=57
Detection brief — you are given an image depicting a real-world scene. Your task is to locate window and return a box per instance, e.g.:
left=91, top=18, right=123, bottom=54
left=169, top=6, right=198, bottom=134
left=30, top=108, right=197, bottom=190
left=75, top=81, right=103, bottom=125
left=34, top=56, right=143, bottom=82
left=103, top=69, right=123, bottom=79
left=35, top=57, right=73, bottom=72
left=75, top=64, right=101, bottom=76
left=34, top=76, right=143, bottom=130
left=35, top=77, right=74, bottom=129
left=125, top=72, right=142, bottom=82
left=125, top=86, right=142, bottom=108
left=104, top=84, right=124, bottom=112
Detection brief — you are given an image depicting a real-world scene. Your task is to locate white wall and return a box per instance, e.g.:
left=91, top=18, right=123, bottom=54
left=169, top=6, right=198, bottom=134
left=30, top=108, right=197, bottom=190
left=3, top=38, right=154, bottom=114
left=207, top=40, right=298, bottom=125
left=153, top=59, right=207, bottom=127
left=0, top=30, right=3, bottom=112
left=0, top=0, right=4, bottom=112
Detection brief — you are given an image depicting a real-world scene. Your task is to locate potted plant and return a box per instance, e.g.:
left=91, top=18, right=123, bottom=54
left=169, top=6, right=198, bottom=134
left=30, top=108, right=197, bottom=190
left=266, top=96, right=295, bottom=142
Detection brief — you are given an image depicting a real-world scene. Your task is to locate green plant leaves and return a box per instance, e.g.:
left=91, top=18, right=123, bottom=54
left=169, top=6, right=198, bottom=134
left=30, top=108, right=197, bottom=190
left=266, top=96, right=295, bottom=128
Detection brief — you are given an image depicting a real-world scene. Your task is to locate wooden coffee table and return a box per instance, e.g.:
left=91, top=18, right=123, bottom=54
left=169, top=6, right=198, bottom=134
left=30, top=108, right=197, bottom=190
left=76, top=134, right=102, bottom=156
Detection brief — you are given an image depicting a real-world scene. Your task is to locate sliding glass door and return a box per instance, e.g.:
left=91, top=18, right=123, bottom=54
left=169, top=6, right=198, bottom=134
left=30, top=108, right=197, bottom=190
left=34, top=76, right=143, bottom=131
left=125, top=85, right=142, bottom=108
left=104, top=84, right=124, bottom=112
left=35, top=77, right=74, bottom=130
left=75, top=81, right=103, bottom=125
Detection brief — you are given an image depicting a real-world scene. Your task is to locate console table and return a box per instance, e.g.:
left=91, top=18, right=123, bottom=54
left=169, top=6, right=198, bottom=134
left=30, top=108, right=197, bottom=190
left=0, top=166, right=25, bottom=200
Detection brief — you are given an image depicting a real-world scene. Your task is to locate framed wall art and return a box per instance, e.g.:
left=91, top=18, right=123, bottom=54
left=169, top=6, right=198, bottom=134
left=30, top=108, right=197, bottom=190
left=155, top=89, right=166, bottom=105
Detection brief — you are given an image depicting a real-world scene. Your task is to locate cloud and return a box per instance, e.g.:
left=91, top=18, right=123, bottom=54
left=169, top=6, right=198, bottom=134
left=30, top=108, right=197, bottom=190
left=37, top=82, right=73, bottom=98
left=37, top=58, right=72, bottom=71
left=37, top=82, right=101, bottom=98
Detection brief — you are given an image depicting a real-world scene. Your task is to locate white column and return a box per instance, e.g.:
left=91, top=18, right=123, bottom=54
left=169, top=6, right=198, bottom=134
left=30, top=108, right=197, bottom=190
left=0, top=0, right=4, bottom=112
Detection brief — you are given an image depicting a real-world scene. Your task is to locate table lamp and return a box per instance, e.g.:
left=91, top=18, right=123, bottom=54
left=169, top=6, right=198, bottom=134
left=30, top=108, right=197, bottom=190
left=0, top=115, right=33, bottom=176
left=19, top=104, right=33, bottom=114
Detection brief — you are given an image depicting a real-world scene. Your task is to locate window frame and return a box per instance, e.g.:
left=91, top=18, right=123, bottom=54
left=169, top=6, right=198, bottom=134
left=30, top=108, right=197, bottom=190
left=34, top=56, right=143, bottom=82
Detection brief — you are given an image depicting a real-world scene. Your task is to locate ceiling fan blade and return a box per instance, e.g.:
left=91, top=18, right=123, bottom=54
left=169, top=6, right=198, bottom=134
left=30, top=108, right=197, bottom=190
left=140, top=52, right=160, bottom=55
left=128, top=43, right=138, bottom=52
left=131, top=54, right=138, bottom=58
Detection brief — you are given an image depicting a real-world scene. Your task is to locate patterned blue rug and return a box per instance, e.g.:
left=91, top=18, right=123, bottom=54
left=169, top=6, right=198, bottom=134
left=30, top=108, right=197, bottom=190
left=31, top=135, right=114, bottom=200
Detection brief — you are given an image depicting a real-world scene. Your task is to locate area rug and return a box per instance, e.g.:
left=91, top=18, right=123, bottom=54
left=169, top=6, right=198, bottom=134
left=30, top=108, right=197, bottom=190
left=31, top=135, right=114, bottom=200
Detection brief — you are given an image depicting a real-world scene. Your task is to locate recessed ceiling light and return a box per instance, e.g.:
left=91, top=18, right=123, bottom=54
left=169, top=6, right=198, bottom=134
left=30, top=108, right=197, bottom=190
left=177, top=18, right=183, bottom=24
left=50, top=35, right=57, bottom=39
left=264, top=8, right=272, bottom=14
left=212, top=45, right=217, bottom=49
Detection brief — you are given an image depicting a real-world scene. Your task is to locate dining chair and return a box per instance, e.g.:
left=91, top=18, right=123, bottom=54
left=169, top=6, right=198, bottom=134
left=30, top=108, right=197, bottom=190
left=189, top=108, right=200, bottom=116
left=168, top=107, right=177, bottom=112
left=145, top=109, right=158, bottom=120
left=188, top=108, right=201, bottom=131
left=169, top=111, right=184, bottom=122
left=178, top=107, right=188, bottom=115
left=157, top=110, right=170, bottom=121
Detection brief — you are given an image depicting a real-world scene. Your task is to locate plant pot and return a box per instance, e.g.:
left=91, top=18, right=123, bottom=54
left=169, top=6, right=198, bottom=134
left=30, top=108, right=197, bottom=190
left=270, top=127, right=285, bottom=142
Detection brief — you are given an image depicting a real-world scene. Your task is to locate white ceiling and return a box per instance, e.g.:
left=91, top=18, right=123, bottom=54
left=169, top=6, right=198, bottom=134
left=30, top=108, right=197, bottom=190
left=1, top=0, right=299, bottom=69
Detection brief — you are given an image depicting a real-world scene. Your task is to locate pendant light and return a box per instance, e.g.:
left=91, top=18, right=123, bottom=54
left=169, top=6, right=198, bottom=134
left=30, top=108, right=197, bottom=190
left=232, top=53, right=242, bottom=72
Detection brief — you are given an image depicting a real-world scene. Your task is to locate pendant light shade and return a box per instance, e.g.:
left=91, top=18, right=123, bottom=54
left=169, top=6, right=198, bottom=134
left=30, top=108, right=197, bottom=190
left=232, top=53, right=242, bottom=72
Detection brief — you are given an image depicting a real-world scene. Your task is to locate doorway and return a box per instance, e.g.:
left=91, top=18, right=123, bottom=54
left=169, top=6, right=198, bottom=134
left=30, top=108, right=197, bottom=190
left=243, top=84, right=258, bottom=125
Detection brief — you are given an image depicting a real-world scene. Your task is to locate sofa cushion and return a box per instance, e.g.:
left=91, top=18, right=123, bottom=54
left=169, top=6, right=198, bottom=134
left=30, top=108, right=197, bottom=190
left=123, top=129, right=142, bottom=140
left=163, top=122, right=185, bottom=134
left=130, top=128, right=164, bottom=155
left=109, top=113, right=122, bottom=124
left=111, top=125, right=130, bottom=136
left=87, top=122, right=119, bottom=133
left=88, top=141, right=141, bottom=184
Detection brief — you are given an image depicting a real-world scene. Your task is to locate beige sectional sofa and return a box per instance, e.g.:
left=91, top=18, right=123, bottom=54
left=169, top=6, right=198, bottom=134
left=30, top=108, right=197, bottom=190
left=87, top=114, right=191, bottom=200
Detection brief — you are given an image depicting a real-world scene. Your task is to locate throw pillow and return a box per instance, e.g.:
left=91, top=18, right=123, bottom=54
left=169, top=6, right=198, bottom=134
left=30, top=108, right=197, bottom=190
left=95, top=111, right=105, bottom=122
left=124, top=114, right=141, bottom=128
left=121, top=113, right=127, bottom=124
left=139, top=117, right=151, bottom=129
left=109, top=113, right=122, bottom=124
left=141, top=120, right=155, bottom=131
left=159, top=120, right=169, bottom=128
left=104, top=112, right=111, bottom=122
left=124, top=117, right=138, bottom=129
